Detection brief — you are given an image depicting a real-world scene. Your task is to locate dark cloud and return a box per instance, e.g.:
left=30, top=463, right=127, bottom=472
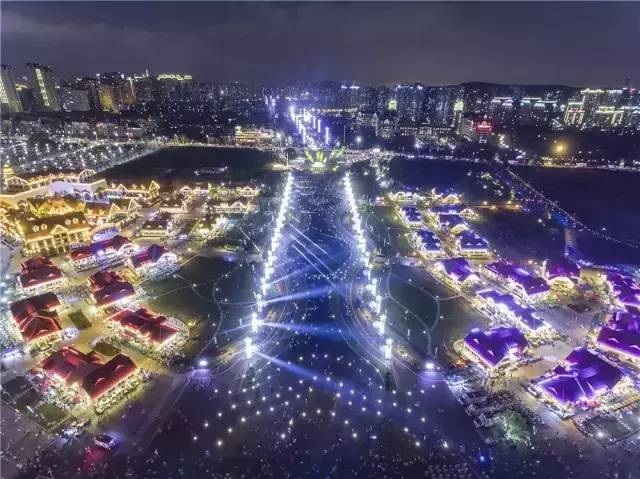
left=2, top=1, right=639, bottom=86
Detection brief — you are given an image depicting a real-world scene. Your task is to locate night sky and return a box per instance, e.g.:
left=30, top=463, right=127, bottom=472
left=2, top=1, right=639, bottom=87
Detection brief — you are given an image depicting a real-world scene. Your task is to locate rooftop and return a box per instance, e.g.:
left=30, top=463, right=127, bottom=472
left=19, top=257, right=63, bottom=289
left=129, top=244, right=172, bottom=269
left=464, top=327, right=528, bottom=368
left=10, top=293, right=61, bottom=342
left=108, top=308, right=179, bottom=345
left=70, top=235, right=132, bottom=261
left=545, top=258, right=581, bottom=281
left=597, top=311, right=640, bottom=359
left=457, top=230, right=488, bottom=250
left=484, top=261, right=550, bottom=296
left=538, top=347, right=622, bottom=405
left=438, top=257, right=475, bottom=283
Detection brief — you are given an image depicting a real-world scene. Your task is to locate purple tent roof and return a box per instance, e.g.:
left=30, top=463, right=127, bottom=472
left=545, top=258, right=580, bottom=281
left=606, top=273, right=640, bottom=309
left=597, top=311, right=640, bottom=359
left=416, top=228, right=441, bottom=251
left=484, top=261, right=549, bottom=296
left=477, top=290, right=545, bottom=330
left=464, top=327, right=528, bottom=368
left=538, top=347, right=622, bottom=405
left=439, top=257, right=475, bottom=282
left=457, top=230, right=488, bottom=250
left=438, top=214, right=465, bottom=228
left=401, top=206, right=418, bottom=214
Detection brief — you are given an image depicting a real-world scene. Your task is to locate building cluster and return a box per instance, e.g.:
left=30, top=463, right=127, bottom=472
left=3, top=62, right=638, bottom=149
left=563, top=88, right=640, bottom=131
left=394, top=188, right=489, bottom=260
left=32, top=346, right=140, bottom=412
left=205, top=182, right=260, bottom=217
left=5, top=241, right=183, bottom=415
left=388, top=188, right=640, bottom=417
left=284, top=81, right=639, bottom=149
left=452, top=256, right=636, bottom=416
left=0, top=65, right=198, bottom=114
left=0, top=169, right=157, bottom=256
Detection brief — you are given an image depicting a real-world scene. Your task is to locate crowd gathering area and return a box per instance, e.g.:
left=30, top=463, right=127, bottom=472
left=383, top=184, right=640, bottom=444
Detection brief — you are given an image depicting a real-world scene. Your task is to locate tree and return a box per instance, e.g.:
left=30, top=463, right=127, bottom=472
left=500, top=410, right=530, bottom=445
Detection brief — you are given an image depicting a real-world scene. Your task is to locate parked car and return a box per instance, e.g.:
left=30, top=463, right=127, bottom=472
left=460, top=390, right=488, bottom=405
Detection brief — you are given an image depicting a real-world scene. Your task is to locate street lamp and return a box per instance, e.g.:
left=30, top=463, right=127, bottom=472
left=244, top=338, right=255, bottom=359
left=356, top=136, right=362, bottom=150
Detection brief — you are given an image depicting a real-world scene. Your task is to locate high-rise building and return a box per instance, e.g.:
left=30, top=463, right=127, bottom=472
left=518, top=98, right=557, bottom=128
left=156, top=73, right=195, bottom=101
left=564, top=100, right=585, bottom=126
left=27, top=63, right=60, bottom=111
left=396, top=83, right=426, bottom=122
left=430, top=86, right=463, bottom=127
left=133, top=72, right=155, bottom=104
left=59, top=87, right=90, bottom=112
left=488, top=97, right=515, bottom=128
left=563, top=88, right=628, bottom=128
left=98, top=85, right=119, bottom=113
left=461, top=83, right=497, bottom=115
left=458, top=113, right=493, bottom=143
left=76, top=77, right=101, bottom=110
left=15, top=84, right=34, bottom=112
left=98, top=72, right=133, bottom=110
left=0, top=64, right=23, bottom=113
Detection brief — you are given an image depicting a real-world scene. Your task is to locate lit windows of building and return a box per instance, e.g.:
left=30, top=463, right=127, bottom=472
left=457, top=114, right=492, bottom=143
left=0, top=64, right=23, bottom=113
left=15, top=211, right=92, bottom=256
left=69, top=235, right=137, bottom=270
left=27, top=63, right=60, bottom=112
left=104, top=181, right=160, bottom=202
left=10, top=292, right=62, bottom=345
left=37, top=347, right=139, bottom=405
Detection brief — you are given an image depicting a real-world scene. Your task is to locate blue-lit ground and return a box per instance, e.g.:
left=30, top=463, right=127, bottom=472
left=129, top=172, right=488, bottom=477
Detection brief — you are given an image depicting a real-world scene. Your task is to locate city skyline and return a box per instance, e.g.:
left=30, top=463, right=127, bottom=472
left=2, top=1, right=640, bottom=87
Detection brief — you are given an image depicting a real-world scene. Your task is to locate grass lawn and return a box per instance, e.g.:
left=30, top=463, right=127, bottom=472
left=94, top=340, right=121, bottom=357
left=35, top=403, right=69, bottom=430
left=179, top=255, right=234, bottom=284
left=149, top=288, right=213, bottom=321
left=68, top=310, right=92, bottom=330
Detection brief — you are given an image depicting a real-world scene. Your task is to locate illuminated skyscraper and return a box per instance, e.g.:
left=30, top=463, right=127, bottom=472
left=98, top=84, right=119, bottom=113
left=98, top=72, right=134, bottom=110
left=396, top=83, right=425, bottom=122
left=27, top=62, right=60, bottom=111
left=0, top=64, right=22, bottom=113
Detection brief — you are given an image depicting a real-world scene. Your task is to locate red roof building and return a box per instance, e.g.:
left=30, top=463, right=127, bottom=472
left=89, top=270, right=136, bottom=308
left=10, top=293, right=62, bottom=343
left=69, top=235, right=136, bottom=267
left=88, top=270, right=125, bottom=290
left=18, top=257, right=64, bottom=294
left=108, top=308, right=179, bottom=347
left=39, top=347, right=137, bottom=402
left=129, top=244, right=177, bottom=271
left=82, top=354, right=137, bottom=401
left=41, top=346, right=103, bottom=386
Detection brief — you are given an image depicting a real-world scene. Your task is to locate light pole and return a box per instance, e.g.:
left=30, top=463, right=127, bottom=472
left=356, top=136, right=362, bottom=150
